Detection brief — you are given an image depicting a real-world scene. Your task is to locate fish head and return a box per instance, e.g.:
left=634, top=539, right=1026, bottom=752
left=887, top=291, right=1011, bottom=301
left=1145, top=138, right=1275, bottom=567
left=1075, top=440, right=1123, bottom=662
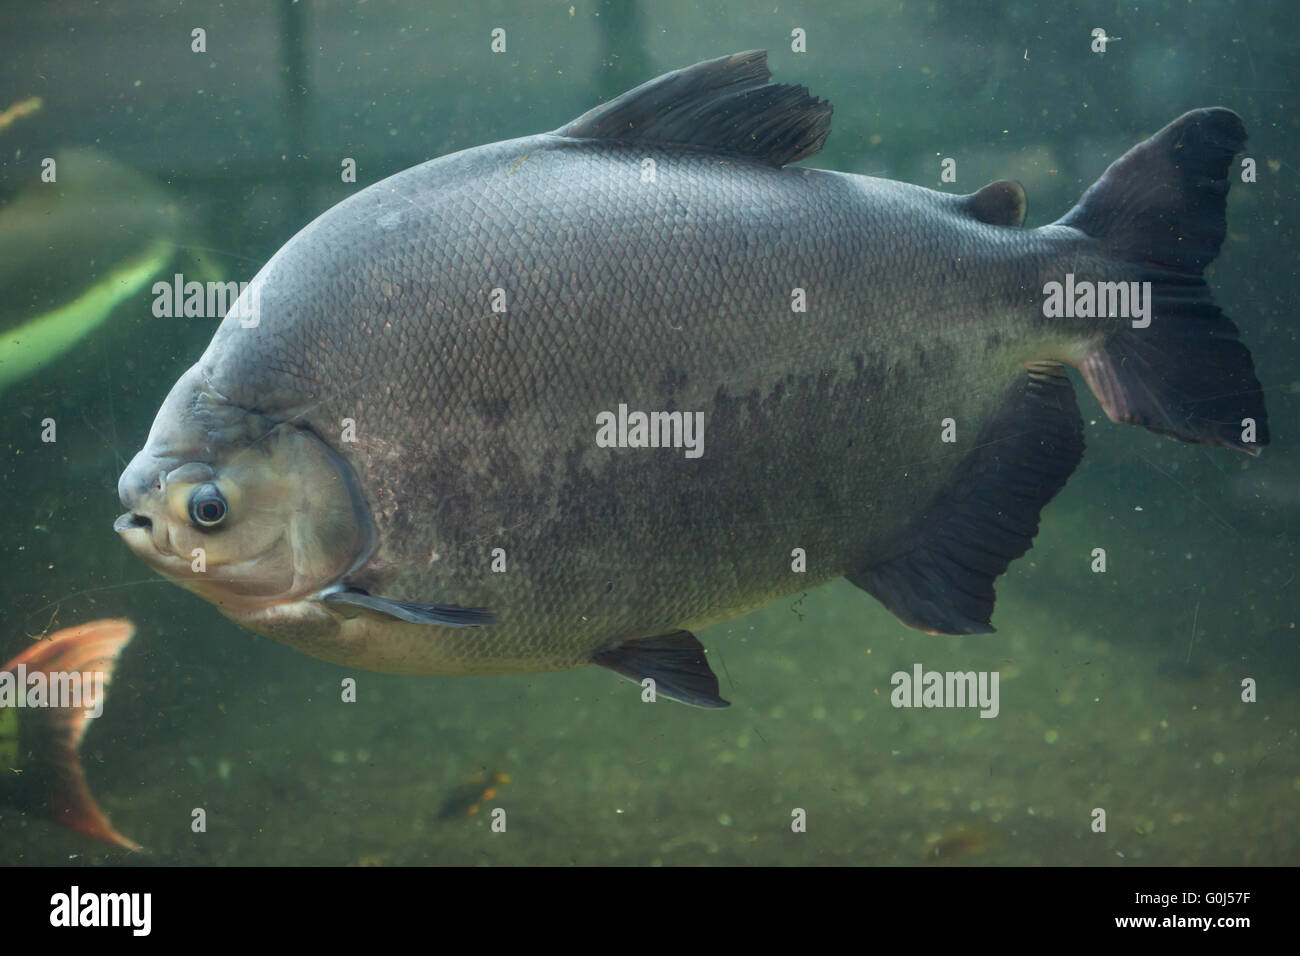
left=115, top=365, right=375, bottom=629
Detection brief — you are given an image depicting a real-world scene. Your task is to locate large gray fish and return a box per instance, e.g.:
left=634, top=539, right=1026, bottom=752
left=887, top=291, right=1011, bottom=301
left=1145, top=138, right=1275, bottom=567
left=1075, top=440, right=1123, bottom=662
left=115, top=52, right=1268, bottom=706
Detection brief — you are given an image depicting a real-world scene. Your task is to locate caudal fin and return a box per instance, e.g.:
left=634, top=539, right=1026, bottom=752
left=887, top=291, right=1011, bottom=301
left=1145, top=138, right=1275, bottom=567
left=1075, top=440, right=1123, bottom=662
left=1058, top=108, right=1269, bottom=453
left=1, top=619, right=140, bottom=851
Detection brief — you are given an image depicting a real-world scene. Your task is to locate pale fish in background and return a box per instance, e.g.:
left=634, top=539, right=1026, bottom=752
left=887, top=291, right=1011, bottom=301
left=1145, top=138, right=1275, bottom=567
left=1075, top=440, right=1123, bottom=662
left=0, top=148, right=221, bottom=391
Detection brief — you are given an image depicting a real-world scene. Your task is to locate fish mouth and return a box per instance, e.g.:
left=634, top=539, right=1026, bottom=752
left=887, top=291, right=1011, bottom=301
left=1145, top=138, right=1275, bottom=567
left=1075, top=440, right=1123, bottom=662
left=113, top=510, right=175, bottom=563
left=113, top=512, right=153, bottom=534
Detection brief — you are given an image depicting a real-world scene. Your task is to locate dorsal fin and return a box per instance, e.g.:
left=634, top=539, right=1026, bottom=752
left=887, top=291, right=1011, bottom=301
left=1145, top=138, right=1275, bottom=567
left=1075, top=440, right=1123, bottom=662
left=963, top=180, right=1027, bottom=227
left=555, top=50, right=832, bottom=167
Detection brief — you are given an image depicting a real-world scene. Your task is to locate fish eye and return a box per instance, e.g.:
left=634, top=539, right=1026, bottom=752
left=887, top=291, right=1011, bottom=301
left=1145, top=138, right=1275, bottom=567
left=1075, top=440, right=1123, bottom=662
left=188, top=484, right=228, bottom=528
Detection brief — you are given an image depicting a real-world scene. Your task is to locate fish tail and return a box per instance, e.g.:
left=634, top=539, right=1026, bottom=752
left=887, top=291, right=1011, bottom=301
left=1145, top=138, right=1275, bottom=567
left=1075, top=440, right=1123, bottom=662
left=2, top=619, right=141, bottom=851
left=1055, top=108, right=1268, bottom=454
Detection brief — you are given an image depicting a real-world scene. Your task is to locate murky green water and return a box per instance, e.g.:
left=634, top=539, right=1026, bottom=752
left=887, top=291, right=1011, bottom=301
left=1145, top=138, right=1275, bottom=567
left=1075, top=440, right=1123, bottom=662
left=2, top=0, right=1296, bottom=865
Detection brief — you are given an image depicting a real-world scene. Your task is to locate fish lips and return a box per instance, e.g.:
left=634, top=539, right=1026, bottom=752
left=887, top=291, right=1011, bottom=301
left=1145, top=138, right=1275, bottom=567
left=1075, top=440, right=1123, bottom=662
left=113, top=511, right=152, bottom=534
left=113, top=508, right=176, bottom=564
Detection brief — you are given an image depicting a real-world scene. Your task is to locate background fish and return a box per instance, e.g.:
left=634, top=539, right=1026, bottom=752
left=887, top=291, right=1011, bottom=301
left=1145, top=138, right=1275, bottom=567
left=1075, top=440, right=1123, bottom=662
left=0, top=619, right=139, bottom=851
left=436, top=770, right=511, bottom=821
left=0, top=148, right=220, bottom=392
left=115, top=51, right=1267, bottom=707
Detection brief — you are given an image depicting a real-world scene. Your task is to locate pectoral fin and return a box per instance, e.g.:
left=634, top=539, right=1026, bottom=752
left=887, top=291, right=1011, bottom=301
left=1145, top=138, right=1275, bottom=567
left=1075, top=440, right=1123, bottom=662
left=592, top=630, right=730, bottom=708
left=320, top=586, right=495, bottom=627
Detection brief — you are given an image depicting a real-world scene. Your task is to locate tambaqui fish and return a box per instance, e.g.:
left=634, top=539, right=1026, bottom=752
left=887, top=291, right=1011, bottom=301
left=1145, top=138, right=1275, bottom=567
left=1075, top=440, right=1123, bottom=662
left=115, top=52, right=1268, bottom=706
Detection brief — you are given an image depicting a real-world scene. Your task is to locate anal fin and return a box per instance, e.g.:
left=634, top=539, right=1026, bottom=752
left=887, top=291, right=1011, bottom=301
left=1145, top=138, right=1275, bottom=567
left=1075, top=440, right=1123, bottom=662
left=848, top=364, right=1085, bottom=635
left=592, top=630, right=730, bottom=708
